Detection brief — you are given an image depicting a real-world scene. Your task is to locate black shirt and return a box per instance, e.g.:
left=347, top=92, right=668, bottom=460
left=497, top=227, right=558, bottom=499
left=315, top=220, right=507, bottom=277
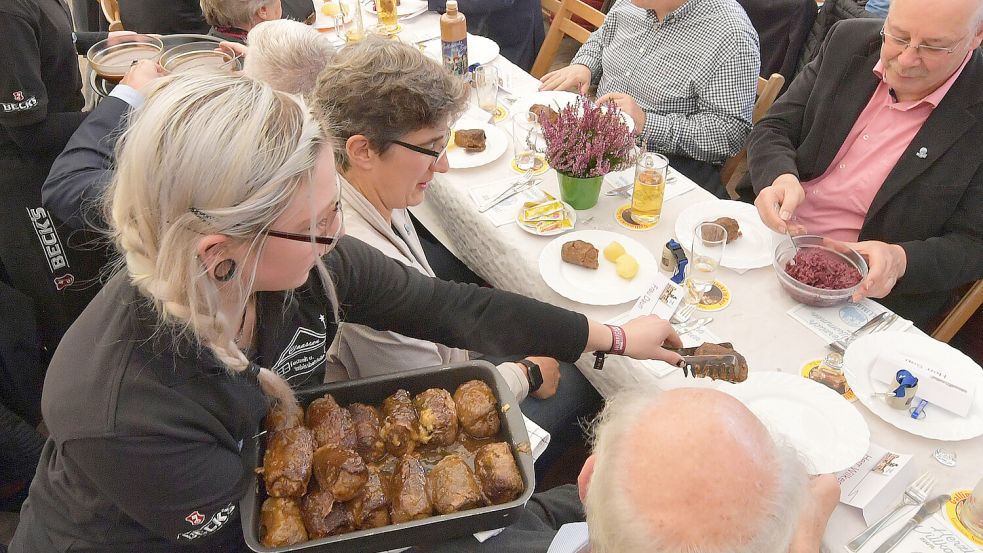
left=10, top=236, right=588, bottom=552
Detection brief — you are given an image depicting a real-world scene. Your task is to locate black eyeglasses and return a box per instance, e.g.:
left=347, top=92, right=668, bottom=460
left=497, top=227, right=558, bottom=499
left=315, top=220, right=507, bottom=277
left=265, top=198, right=344, bottom=246
left=392, top=136, right=450, bottom=170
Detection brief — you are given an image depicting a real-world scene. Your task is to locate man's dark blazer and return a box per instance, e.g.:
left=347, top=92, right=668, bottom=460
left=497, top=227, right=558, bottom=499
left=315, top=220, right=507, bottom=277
left=747, top=18, right=983, bottom=329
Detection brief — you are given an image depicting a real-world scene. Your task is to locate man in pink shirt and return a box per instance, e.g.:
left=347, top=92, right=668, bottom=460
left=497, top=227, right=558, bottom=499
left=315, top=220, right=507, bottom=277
left=748, top=0, right=983, bottom=328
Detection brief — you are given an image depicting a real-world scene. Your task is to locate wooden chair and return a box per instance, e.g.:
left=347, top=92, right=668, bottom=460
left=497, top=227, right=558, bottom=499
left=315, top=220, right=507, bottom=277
left=531, top=0, right=605, bottom=79
left=720, top=73, right=785, bottom=199
left=97, top=0, right=125, bottom=31
left=931, top=280, right=983, bottom=343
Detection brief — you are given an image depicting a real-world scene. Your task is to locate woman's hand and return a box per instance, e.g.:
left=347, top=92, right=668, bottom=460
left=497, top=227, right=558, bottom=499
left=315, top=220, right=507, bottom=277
left=587, top=317, right=683, bottom=365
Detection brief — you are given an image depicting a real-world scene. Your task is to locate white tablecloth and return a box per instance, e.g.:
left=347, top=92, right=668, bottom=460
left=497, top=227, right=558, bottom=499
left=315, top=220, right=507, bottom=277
left=380, top=12, right=983, bottom=549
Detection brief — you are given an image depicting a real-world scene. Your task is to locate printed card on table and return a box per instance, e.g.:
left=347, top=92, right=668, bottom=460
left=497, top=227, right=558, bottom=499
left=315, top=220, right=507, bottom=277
left=836, top=442, right=918, bottom=524
left=786, top=300, right=912, bottom=343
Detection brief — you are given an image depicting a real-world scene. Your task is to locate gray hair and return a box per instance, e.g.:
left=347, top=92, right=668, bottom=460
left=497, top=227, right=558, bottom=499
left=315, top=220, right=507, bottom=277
left=200, top=0, right=272, bottom=29
left=105, top=72, right=336, bottom=407
left=584, top=387, right=809, bottom=553
left=311, top=35, right=469, bottom=170
left=245, top=19, right=336, bottom=95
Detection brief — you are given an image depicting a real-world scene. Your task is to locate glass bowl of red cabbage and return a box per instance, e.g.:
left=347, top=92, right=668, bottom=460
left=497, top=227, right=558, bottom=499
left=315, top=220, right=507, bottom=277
left=773, top=235, right=868, bottom=307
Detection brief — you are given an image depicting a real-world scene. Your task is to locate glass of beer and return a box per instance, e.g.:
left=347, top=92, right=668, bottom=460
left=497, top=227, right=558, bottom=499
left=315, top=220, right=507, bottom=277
left=375, top=0, right=399, bottom=35
left=630, top=152, right=669, bottom=226
left=683, top=222, right=727, bottom=307
left=512, top=111, right=541, bottom=171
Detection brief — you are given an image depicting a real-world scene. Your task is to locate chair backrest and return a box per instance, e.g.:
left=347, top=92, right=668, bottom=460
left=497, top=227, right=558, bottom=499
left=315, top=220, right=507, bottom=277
left=721, top=73, right=785, bottom=197
left=531, top=0, right=605, bottom=79
left=931, top=280, right=983, bottom=343
left=98, top=0, right=125, bottom=31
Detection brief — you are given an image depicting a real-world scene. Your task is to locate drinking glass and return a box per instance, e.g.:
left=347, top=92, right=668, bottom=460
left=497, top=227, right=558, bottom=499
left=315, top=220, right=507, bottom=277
left=374, top=0, right=399, bottom=35
left=630, top=152, right=669, bottom=226
left=474, top=65, right=499, bottom=113
left=958, top=475, right=983, bottom=538
left=684, top=222, right=727, bottom=307
left=512, top=111, right=542, bottom=171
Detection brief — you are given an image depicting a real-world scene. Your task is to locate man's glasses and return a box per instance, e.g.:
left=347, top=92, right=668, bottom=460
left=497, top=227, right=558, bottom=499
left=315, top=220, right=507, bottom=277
left=392, top=135, right=450, bottom=170
left=880, top=27, right=969, bottom=58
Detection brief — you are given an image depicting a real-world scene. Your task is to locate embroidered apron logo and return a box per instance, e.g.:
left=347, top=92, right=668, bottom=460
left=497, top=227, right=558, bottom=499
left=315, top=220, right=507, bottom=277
left=273, top=325, right=327, bottom=381
left=177, top=504, right=236, bottom=540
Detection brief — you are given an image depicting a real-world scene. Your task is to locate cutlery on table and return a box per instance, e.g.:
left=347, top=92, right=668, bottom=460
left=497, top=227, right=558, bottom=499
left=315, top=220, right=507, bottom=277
left=478, top=171, right=537, bottom=213
left=672, top=317, right=712, bottom=336
left=871, top=493, right=950, bottom=553
left=845, top=472, right=937, bottom=552
left=603, top=170, right=677, bottom=197
left=670, top=302, right=697, bottom=324
left=829, top=312, right=893, bottom=354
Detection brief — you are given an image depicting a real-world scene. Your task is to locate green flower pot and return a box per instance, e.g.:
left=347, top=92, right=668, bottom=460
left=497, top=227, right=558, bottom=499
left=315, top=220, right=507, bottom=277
left=558, top=173, right=604, bottom=210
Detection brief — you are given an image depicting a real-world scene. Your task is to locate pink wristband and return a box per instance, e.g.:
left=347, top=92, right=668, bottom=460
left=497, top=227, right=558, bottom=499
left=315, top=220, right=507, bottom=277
left=606, top=324, right=626, bottom=356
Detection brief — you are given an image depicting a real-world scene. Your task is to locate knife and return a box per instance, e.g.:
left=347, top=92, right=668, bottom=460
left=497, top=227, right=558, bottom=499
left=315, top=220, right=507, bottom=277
left=478, top=176, right=539, bottom=213
left=872, top=494, right=950, bottom=553
left=828, top=311, right=890, bottom=353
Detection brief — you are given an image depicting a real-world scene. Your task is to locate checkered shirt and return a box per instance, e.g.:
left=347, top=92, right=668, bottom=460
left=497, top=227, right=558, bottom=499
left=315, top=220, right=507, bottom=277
left=571, top=0, right=760, bottom=164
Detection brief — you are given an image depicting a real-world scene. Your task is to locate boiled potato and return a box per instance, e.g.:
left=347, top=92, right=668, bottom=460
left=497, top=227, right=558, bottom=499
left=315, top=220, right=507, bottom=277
left=615, top=254, right=639, bottom=280
left=603, top=241, right=626, bottom=263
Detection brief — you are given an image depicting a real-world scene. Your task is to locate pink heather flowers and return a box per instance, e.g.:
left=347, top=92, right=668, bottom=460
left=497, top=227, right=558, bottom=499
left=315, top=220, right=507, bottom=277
left=541, top=96, right=636, bottom=179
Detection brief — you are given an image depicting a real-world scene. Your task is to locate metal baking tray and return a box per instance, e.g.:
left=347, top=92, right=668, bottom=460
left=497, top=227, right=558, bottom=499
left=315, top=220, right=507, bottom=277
left=240, top=361, right=536, bottom=552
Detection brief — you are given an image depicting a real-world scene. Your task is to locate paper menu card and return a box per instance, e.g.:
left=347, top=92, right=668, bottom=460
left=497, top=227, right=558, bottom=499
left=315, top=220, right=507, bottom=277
left=836, top=442, right=918, bottom=525
left=871, top=350, right=976, bottom=418
left=786, top=300, right=912, bottom=344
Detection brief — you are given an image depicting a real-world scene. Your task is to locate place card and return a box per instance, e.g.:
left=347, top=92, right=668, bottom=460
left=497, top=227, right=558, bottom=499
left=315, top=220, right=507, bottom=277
left=628, top=273, right=684, bottom=321
left=871, top=351, right=976, bottom=417
left=786, top=300, right=913, bottom=343
left=836, top=442, right=918, bottom=524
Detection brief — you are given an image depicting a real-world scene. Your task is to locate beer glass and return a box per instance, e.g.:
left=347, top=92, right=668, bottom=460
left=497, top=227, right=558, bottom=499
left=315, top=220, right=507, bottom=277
left=512, top=111, right=541, bottom=171
left=684, top=222, right=727, bottom=307
left=958, top=475, right=983, bottom=538
left=474, top=66, right=499, bottom=113
left=375, top=0, right=399, bottom=35
left=630, top=152, right=669, bottom=226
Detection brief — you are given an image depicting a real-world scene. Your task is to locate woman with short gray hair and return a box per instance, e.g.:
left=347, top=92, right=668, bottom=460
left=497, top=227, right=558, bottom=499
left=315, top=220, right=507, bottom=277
left=200, top=0, right=282, bottom=42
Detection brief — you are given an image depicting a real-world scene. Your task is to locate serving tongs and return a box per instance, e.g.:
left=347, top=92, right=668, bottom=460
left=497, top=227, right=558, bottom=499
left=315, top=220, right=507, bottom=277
left=670, top=344, right=744, bottom=383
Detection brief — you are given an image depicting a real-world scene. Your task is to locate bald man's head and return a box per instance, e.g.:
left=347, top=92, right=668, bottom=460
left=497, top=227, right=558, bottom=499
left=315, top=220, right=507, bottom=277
left=583, top=388, right=808, bottom=553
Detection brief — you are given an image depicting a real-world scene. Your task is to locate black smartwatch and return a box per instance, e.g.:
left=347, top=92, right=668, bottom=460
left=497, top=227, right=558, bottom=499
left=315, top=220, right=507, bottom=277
left=516, top=359, right=543, bottom=393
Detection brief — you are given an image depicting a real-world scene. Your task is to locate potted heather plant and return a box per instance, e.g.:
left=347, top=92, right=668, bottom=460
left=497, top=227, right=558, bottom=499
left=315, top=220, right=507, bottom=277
left=541, top=96, right=636, bottom=210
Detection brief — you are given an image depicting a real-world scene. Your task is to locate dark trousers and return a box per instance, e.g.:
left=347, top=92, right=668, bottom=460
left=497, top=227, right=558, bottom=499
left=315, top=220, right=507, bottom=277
left=667, top=154, right=728, bottom=199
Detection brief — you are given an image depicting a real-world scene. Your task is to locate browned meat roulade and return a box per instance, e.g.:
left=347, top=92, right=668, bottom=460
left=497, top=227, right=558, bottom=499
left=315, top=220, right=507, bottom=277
left=380, top=389, right=420, bottom=457
left=427, top=454, right=484, bottom=515
left=473, top=442, right=524, bottom=505
left=347, top=403, right=386, bottom=462
left=301, top=490, right=355, bottom=538
left=453, top=380, right=500, bottom=439
left=264, top=401, right=305, bottom=433
left=350, top=468, right=391, bottom=530
left=414, top=388, right=458, bottom=446
left=306, top=394, right=357, bottom=450
left=312, top=444, right=368, bottom=502
left=390, top=454, right=432, bottom=523
left=262, top=426, right=314, bottom=497
left=260, top=497, right=308, bottom=547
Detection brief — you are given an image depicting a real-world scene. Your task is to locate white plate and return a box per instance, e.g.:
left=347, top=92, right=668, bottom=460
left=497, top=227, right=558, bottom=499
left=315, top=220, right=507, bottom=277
left=674, top=200, right=779, bottom=270
left=448, top=120, right=508, bottom=169
left=423, top=33, right=500, bottom=65
left=538, top=230, right=658, bottom=305
left=311, top=1, right=355, bottom=31
left=844, top=331, right=983, bottom=441
left=515, top=202, right=577, bottom=236
left=510, top=90, right=635, bottom=134
left=720, top=372, right=870, bottom=474
left=365, top=0, right=427, bottom=16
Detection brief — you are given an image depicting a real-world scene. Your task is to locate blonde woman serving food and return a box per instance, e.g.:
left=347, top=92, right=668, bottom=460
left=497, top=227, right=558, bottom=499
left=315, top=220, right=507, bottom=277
left=10, top=73, right=682, bottom=552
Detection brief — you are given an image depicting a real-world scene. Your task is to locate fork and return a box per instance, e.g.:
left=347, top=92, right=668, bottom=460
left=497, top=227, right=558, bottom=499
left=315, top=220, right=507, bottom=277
left=478, top=170, right=535, bottom=213
left=845, top=472, right=937, bottom=552
left=671, top=303, right=697, bottom=324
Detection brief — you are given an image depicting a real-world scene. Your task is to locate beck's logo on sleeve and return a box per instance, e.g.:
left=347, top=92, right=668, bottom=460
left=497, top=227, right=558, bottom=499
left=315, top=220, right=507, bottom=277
left=177, top=504, right=236, bottom=540
left=2, top=91, right=38, bottom=113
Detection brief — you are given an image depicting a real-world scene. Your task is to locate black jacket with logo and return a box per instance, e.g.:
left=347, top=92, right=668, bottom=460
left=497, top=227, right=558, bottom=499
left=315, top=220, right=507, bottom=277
left=10, top=236, right=588, bottom=552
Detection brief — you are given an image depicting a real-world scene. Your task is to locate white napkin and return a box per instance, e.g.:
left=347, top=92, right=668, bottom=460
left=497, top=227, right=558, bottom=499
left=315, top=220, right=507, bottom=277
left=850, top=504, right=982, bottom=553
left=786, top=300, right=913, bottom=344
left=468, top=177, right=542, bottom=227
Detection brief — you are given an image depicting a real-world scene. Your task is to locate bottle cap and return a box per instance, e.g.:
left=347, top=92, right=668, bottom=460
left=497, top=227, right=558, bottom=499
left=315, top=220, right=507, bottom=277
left=446, top=0, right=458, bottom=10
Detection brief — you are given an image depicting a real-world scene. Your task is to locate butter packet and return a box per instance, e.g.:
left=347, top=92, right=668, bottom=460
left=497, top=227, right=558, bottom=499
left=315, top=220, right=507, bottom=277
left=521, top=200, right=565, bottom=222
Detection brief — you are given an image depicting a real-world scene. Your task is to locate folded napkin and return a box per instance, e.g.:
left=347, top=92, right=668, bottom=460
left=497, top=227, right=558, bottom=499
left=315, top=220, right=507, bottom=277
left=603, top=165, right=698, bottom=204
left=787, top=300, right=913, bottom=344
left=468, top=177, right=542, bottom=227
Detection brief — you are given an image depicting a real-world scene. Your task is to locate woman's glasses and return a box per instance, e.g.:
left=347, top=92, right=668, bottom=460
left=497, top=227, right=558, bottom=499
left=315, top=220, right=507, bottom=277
left=392, top=134, right=451, bottom=170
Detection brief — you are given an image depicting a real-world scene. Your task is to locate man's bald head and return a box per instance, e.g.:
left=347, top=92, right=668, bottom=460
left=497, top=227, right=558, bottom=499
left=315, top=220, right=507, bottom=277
left=583, top=388, right=808, bottom=553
